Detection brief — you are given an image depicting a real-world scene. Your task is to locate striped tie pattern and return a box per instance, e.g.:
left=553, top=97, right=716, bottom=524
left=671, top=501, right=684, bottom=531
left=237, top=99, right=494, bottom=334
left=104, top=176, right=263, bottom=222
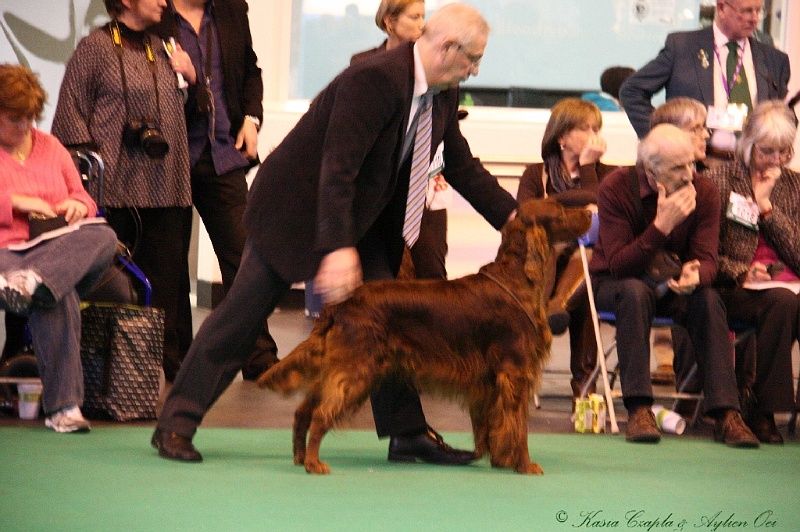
left=402, top=93, right=433, bottom=247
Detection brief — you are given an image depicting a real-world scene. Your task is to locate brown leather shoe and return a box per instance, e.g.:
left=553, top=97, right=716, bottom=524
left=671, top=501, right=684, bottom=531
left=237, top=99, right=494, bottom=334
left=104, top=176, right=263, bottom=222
left=151, top=428, right=203, bottom=462
left=745, top=412, right=783, bottom=445
left=625, top=406, right=661, bottom=443
left=713, top=410, right=760, bottom=448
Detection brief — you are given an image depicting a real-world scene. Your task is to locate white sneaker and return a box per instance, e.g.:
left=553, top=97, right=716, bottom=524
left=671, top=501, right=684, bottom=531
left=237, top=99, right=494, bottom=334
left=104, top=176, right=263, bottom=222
left=45, top=405, right=91, bottom=433
left=0, top=269, right=41, bottom=315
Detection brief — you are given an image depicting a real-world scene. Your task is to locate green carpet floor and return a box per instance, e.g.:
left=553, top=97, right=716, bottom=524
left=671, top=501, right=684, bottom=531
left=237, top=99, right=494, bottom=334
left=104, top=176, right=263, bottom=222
left=1, top=427, right=798, bottom=531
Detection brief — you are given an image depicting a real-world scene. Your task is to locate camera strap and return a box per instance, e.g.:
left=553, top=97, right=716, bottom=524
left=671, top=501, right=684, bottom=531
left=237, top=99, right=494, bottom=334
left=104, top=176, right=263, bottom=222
left=110, top=21, right=164, bottom=129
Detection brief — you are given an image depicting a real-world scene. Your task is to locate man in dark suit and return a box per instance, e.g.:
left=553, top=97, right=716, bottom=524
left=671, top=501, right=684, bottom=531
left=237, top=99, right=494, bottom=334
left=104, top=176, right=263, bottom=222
left=620, top=0, right=789, bottom=142
left=152, top=3, right=518, bottom=464
left=156, top=0, right=279, bottom=381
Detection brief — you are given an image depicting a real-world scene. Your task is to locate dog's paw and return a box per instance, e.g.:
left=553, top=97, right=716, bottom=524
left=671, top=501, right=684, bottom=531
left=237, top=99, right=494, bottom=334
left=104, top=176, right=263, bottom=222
left=518, top=461, right=544, bottom=475
left=293, top=452, right=306, bottom=465
left=305, top=459, right=331, bottom=475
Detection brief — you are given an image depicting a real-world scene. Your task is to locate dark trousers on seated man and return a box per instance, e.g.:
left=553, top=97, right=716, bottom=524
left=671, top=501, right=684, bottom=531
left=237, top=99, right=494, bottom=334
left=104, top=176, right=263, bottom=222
left=593, top=277, right=740, bottom=415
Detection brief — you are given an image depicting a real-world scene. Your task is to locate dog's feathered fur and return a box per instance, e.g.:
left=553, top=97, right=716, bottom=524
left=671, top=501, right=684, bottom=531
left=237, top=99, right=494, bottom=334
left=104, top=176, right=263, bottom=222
left=258, top=199, right=591, bottom=474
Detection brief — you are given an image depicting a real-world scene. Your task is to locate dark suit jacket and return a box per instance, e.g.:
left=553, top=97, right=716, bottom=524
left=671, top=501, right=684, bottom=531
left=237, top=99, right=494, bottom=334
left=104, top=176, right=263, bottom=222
left=156, top=0, right=263, bottom=138
left=244, top=43, right=518, bottom=282
left=620, top=26, right=790, bottom=138
left=350, top=40, right=387, bottom=65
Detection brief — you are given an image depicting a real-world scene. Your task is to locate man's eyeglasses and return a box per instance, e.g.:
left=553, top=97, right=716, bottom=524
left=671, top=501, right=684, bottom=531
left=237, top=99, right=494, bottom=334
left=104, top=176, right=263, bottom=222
left=452, top=42, right=482, bottom=68
left=724, top=2, right=765, bottom=19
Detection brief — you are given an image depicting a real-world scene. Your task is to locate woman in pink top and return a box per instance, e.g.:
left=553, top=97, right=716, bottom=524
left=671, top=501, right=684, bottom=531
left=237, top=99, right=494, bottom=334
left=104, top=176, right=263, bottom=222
left=706, top=100, right=799, bottom=445
left=0, top=64, right=118, bottom=433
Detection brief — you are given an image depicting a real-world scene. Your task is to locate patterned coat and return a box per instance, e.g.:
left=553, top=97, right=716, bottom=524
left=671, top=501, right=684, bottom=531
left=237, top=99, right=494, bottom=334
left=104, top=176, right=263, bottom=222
left=52, top=23, right=191, bottom=209
left=706, top=159, right=800, bottom=287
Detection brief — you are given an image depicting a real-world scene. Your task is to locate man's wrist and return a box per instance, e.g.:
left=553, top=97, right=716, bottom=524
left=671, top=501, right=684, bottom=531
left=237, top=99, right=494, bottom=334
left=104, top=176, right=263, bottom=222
left=244, top=115, right=261, bottom=132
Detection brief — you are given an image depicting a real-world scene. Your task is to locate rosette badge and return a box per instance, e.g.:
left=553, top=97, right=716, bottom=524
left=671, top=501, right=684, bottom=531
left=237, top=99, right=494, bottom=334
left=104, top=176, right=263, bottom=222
left=698, top=49, right=709, bottom=69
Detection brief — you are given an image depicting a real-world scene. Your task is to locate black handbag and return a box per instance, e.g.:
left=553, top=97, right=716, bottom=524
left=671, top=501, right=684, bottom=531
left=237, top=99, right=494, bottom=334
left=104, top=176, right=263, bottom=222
left=80, top=303, right=164, bottom=421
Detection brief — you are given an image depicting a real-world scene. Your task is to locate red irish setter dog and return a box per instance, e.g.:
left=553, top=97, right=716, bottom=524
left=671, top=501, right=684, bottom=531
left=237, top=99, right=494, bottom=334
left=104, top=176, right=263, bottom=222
left=258, top=199, right=591, bottom=474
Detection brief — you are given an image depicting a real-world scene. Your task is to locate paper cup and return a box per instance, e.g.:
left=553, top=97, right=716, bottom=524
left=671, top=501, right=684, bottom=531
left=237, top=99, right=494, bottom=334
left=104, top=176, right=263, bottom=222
left=651, top=405, right=686, bottom=435
left=17, top=382, right=43, bottom=420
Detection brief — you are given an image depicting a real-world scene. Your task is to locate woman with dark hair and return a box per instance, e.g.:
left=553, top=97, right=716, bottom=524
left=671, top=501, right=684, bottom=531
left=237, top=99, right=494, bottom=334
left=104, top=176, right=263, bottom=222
left=0, top=64, right=118, bottom=432
left=707, top=100, right=799, bottom=444
left=517, top=98, right=617, bottom=401
left=52, top=0, right=193, bottom=381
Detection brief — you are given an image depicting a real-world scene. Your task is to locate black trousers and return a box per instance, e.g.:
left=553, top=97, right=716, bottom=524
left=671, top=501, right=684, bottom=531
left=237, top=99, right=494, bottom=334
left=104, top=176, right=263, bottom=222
left=105, top=206, right=193, bottom=381
left=187, top=145, right=278, bottom=361
left=717, top=286, right=797, bottom=413
left=409, top=208, right=448, bottom=280
left=593, top=276, right=739, bottom=414
left=157, top=239, right=290, bottom=438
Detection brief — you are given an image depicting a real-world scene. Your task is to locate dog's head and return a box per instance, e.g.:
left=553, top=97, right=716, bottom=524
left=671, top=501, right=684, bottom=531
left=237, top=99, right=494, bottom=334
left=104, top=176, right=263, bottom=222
left=516, top=198, right=592, bottom=245
left=495, top=198, right=592, bottom=284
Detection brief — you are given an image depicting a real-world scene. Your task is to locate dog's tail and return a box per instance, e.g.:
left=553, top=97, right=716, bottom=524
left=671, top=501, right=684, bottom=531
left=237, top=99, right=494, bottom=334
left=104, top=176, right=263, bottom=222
left=256, top=316, right=329, bottom=394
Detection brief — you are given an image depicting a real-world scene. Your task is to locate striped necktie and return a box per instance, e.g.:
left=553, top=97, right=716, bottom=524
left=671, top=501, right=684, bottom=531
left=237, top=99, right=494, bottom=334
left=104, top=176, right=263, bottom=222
left=402, top=93, right=433, bottom=247
left=726, top=41, right=752, bottom=112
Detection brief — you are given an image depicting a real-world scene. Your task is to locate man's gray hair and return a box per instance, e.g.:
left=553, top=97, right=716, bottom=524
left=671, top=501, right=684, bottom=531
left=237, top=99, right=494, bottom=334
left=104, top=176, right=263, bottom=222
left=638, top=124, right=692, bottom=172
left=422, top=2, right=490, bottom=47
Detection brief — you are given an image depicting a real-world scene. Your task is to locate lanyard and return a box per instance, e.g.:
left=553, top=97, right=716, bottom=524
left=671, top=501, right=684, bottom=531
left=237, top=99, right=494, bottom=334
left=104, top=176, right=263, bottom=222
left=714, top=41, right=745, bottom=101
left=110, top=21, right=163, bottom=126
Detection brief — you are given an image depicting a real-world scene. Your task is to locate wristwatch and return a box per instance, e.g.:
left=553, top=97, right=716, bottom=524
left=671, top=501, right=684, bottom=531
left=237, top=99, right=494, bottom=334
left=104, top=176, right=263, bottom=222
left=244, top=115, right=261, bottom=132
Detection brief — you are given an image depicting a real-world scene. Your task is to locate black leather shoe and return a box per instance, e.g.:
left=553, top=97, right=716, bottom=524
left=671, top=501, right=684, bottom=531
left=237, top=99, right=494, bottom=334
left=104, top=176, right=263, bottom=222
left=242, top=350, right=280, bottom=381
left=746, top=412, right=784, bottom=445
left=388, top=427, right=475, bottom=465
left=151, top=428, right=203, bottom=462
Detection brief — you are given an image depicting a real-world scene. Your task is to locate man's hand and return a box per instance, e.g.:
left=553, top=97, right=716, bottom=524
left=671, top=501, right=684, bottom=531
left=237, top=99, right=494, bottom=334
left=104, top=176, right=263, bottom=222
left=667, top=259, right=700, bottom=295
left=235, top=119, right=259, bottom=160
left=169, top=42, right=197, bottom=85
left=653, top=182, right=696, bottom=235
left=314, top=247, right=363, bottom=305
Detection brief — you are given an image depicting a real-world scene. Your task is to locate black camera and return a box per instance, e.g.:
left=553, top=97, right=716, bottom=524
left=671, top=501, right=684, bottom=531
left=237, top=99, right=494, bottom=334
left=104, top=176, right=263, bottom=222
left=123, top=119, right=169, bottom=159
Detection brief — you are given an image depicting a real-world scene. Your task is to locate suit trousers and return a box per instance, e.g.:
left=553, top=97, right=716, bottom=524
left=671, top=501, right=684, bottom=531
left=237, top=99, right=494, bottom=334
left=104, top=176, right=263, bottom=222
left=157, top=238, right=290, bottom=438
left=593, top=276, right=739, bottom=414
left=408, top=208, right=448, bottom=280
left=357, top=221, right=428, bottom=438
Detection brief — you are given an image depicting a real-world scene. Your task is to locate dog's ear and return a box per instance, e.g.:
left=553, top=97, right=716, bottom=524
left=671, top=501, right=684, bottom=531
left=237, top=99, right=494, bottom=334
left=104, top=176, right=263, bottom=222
left=524, top=224, right=549, bottom=284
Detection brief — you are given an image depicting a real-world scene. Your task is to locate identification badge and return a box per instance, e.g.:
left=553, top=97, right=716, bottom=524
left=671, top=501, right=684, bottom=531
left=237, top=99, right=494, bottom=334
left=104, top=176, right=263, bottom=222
left=706, top=104, right=748, bottom=132
left=427, top=141, right=445, bottom=178
left=726, top=191, right=759, bottom=230
left=426, top=142, right=451, bottom=210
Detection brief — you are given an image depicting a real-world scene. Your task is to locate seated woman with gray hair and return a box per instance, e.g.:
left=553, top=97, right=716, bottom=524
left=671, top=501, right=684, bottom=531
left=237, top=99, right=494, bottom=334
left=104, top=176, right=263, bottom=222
left=706, top=100, right=799, bottom=445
